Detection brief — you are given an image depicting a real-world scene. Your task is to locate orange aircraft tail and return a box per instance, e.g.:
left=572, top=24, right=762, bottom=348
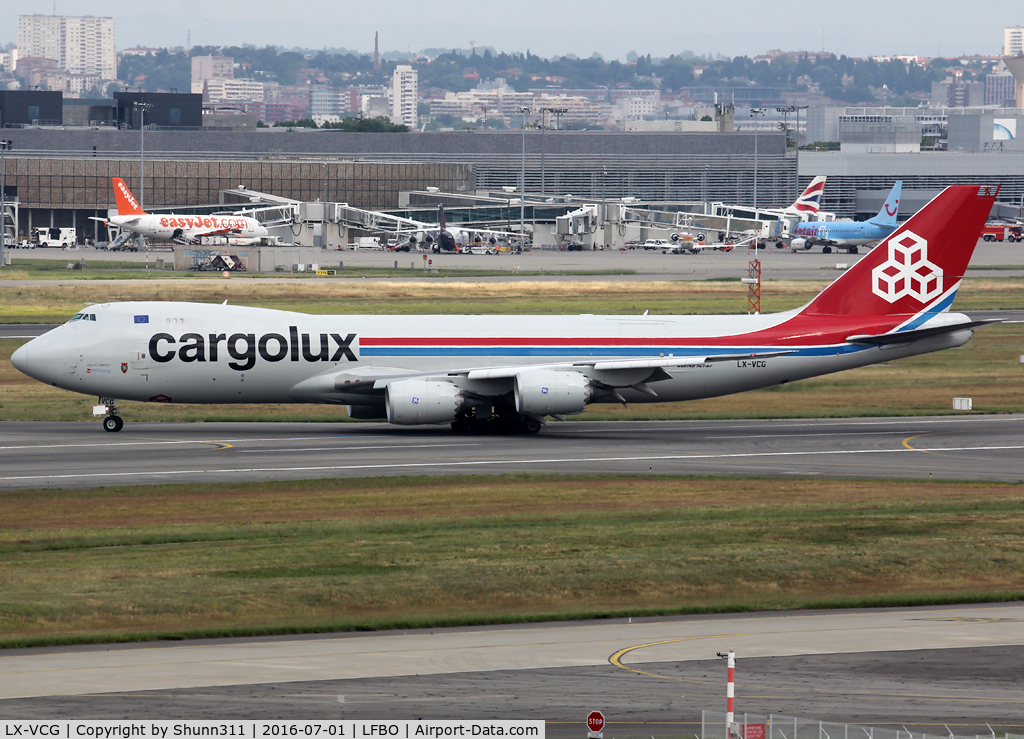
left=112, top=178, right=146, bottom=216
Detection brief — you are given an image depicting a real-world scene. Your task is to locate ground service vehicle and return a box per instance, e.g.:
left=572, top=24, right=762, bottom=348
left=981, top=224, right=1023, bottom=242
left=34, top=227, right=77, bottom=248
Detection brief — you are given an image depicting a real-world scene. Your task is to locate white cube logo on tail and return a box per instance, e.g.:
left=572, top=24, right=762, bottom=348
left=871, top=230, right=943, bottom=304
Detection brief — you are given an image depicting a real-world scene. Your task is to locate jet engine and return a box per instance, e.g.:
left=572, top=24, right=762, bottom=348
left=385, top=379, right=463, bottom=425
left=514, top=370, right=590, bottom=416
left=791, top=237, right=810, bottom=250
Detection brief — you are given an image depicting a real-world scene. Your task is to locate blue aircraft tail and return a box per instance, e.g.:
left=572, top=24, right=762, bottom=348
left=867, top=181, right=902, bottom=228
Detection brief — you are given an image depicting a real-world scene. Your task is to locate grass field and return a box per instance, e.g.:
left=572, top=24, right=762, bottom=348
left=1, top=275, right=1022, bottom=323
left=1, top=475, right=1022, bottom=647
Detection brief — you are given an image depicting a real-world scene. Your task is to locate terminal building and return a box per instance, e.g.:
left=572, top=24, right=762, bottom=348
left=0, top=126, right=797, bottom=240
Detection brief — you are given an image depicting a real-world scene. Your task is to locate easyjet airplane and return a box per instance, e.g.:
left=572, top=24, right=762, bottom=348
left=12, top=185, right=999, bottom=434
left=94, top=178, right=269, bottom=246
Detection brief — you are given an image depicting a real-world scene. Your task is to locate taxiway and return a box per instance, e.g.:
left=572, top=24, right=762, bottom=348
left=1, top=603, right=1023, bottom=733
left=1, top=414, right=1022, bottom=490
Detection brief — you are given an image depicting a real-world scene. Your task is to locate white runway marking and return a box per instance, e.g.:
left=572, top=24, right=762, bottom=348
left=237, top=443, right=479, bottom=453
left=0, top=435, right=390, bottom=451
left=1, top=444, right=1022, bottom=483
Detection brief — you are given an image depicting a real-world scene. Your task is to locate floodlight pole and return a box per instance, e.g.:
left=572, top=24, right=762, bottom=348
left=750, top=108, right=765, bottom=209
left=134, top=101, right=153, bottom=210
left=516, top=107, right=532, bottom=248
left=539, top=107, right=567, bottom=197
left=0, top=138, right=10, bottom=267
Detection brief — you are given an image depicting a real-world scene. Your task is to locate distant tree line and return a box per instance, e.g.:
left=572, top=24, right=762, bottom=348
left=115, top=46, right=997, bottom=106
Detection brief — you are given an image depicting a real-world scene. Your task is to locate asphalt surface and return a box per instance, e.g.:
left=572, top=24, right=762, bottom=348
left=1, top=603, right=1023, bottom=733
left=6, top=237, right=1024, bottom=281
left=1, top=414, right=1022, bottom=489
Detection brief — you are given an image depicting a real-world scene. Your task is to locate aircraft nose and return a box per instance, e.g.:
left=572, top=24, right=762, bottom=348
left=11, top=343, right=28, bottom=374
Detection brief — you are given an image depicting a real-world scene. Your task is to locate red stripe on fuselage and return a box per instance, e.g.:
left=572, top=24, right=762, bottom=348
left=361, top=314, right=909, bottom=349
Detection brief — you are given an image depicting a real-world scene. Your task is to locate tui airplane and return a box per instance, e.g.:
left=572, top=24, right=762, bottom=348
left=791, top=181, right=903, bottom=254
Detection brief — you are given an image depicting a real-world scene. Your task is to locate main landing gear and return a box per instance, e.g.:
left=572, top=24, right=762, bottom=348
left=451, top=411, right=543, bottom=435
left=97, top=398, right=124, bottom=432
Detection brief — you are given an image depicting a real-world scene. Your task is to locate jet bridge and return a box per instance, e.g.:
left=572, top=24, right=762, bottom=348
left=218, top=187, right=571, bottom=248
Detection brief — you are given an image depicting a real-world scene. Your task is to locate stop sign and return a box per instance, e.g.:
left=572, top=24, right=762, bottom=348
left=587, top=711, right=605, bottom=733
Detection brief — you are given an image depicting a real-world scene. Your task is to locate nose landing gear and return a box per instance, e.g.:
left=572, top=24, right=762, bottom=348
left=103, top=415, right=124, bottom=432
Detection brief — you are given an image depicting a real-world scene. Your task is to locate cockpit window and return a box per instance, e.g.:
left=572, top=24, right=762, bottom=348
left=68, top=313, right=97, bottom=322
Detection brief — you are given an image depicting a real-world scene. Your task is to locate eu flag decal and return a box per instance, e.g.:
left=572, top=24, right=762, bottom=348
left=134, top=315, right=149, bottom=324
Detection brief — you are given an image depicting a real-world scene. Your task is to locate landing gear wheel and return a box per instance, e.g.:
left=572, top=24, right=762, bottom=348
left=848, top=246, right=858, bottom=254
left=822, top=246, right=832, bottom=254
left=520, top=416, right=542, bottom=434
left=103, top=415, right=124, bottom=432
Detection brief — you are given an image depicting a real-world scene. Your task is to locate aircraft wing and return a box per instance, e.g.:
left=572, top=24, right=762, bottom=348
left=190, top=227, right=245, bottom=237
left=290, top=350, right=796, bottom=402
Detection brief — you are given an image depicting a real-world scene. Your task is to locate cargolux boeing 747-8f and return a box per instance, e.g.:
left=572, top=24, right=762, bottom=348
left=93, top=178, right=269, bottom=246
left=12, top=185, right=1000, bottom=434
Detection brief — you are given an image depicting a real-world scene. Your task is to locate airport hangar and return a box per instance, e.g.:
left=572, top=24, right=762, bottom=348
left=2, top=122, right=1024, bottom=243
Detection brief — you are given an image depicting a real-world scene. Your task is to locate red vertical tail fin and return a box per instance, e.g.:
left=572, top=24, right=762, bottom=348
left=801, top=185, right=998, bottom=317
left=112, top=177, right=146, bottom=216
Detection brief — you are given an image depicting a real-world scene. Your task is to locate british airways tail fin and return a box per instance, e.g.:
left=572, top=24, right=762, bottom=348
left=786, top=176, right=827, bottom=215
left=112, top=177, right=146, bottom=216
left=801, top=185, right=999, bottom=317
left=866, top=180, right=902, bottom=228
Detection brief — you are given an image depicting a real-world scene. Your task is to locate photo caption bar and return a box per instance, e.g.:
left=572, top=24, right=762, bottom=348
left=0, top=723, right=544, bottom=739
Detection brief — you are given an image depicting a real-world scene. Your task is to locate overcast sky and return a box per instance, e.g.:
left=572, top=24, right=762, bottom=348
left=4, top=0, right=1022, bottom=61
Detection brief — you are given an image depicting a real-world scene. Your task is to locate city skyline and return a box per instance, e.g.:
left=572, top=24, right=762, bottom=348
left=2, top=0, right=1022, bottom=62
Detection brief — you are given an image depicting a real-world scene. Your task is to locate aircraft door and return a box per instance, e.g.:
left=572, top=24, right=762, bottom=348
left=131, top=341, right=151, bottom=370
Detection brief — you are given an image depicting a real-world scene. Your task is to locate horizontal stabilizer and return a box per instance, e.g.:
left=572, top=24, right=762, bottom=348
left=846, top=319, right=1000, bottom=345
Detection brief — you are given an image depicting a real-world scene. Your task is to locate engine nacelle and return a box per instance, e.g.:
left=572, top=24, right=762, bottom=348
left=514, top=370, right=589, bottom=416
left=791, top=237, right=808, bottom=250
left=385, top=379, right=463, bottom=425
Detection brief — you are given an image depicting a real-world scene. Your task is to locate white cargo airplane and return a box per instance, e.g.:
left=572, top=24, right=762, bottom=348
left=93, top=178, right=270, bottom=246
left=12, top=185, right=999, bottom=434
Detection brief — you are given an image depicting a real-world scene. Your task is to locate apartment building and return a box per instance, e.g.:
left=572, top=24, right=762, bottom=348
left=17, top=15, right=116, bottom=79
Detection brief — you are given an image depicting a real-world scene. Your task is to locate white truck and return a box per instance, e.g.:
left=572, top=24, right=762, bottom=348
left=34, top=227, right=77, bottom=248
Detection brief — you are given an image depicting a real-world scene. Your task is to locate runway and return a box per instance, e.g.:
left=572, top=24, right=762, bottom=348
left=1, top=414, right=1023, bottom=489
left=1, top=603, right=1023, bottom=733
